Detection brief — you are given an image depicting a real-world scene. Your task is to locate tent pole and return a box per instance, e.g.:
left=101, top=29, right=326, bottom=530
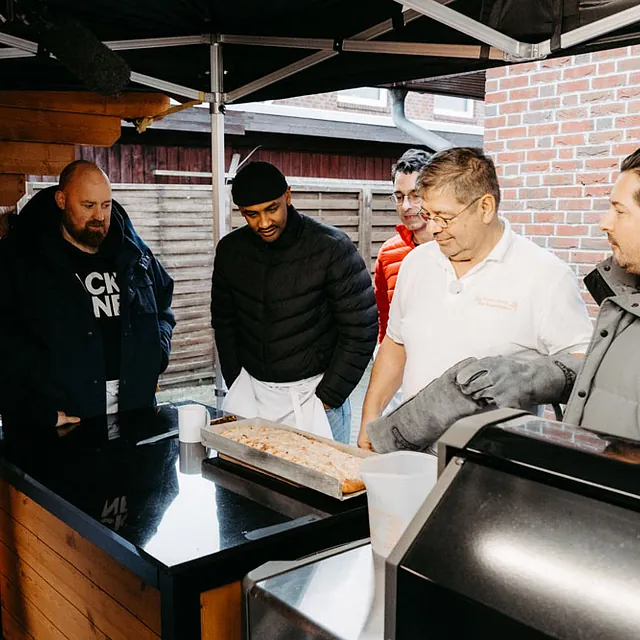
left=210, top=38, right=227, bottom=411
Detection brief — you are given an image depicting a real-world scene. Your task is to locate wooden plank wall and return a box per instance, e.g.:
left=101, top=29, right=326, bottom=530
left=0, top=479, right=161, bottom=640
left=28, top=180, right=398, bottom=389
left=70, top=144, right=397, bottom=184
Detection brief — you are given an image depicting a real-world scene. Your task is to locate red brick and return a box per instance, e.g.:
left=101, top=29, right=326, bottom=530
left=500, top=101, right=528, bottom=114
left=507, top=139, right=536, bottom=150
left=590, top=102, right=625, bottom=116
left=535, top=212, right=566, bottom=223
left=528, top=124, right=558, bottom=137
left=510, top=87, right=539, bottom=101
left=580, top=237, right=611, bottom=250
left=525, top=224, right=554, bottom=235
left=520, top=188, right=549, bottom=199
left=561, top=120, right=593, bottom=133
left=503, top=188, right=518, bottom=200
left=571, top=251, right=607, bottom=264
left=584, top=212, right=605, bottom=224
left=559, top=201, right=591, bottom=211
left=580, top=90, right=616, bottom=103
left=507, top=61, right=538, bottom=76
left=507, top=114, right=522, bottom=126
left=625, top=129, right=640, bottom=140
left=559, top=148, right=575, bottom=159
left=626, top=101, right=640, bottom=114
left=501, top=176, right=525, bottom=187
left=525, top=175, right=541, bottom=186
left=557, top=108, right=588, bottom=120
left=559, top=80, right=590, bottom=93
left=617, top=115, right=640, bottom=128
left=543, top=173, right=575, bottom=185
left=617, top=58, right=640, bottom=72
left=527, top=149, right=556, bottom=161
left=487, top=67, right=508, bottom=79
left=613, top=142, right=640, bottom=156
left=486, top=79, right=500, bottom=92
left=531, top=71, right=561, bottom=84
left=585, top=157, right=619, bottom=170
left=485, top=116, right=507, bottom=128
left=498, top=127, right=527, bottom=139
left=617, top=86, right=640, bottom=100
left=529, top=98, right=560, bottom=111
left=554, top=134, right=586, bottom=146
left=500, top=75, right=530, bottom=89
left=584, top=185, right=613, bottom=197
left=588, top=130, right=622, bottom=143
left=496, top=151, right=526, bottom=163
left=598, top=62, right=616, bottom=75
left=505, top=213, right=532, bottom=223
left=557, top=224, right=589, bottom=235
left=486, top=91, right=508, bottom=103
left=630, top=72, right=640, bottom=85
left=594, top=49, right=624, bottom=61
left=592, top=75, right=628, bottom=90
left=551, top=186, right=582, bottom=197
left=550, top=237, right=580, bottom=249
left=522, top=162, right=550, bottom=173
left=553, top=250, right=571, bottom=262
left=483, top=141, right=503, bottom=152
left=566, top=212, right=584, bottom=224
left=563, top=65, right=596, bottom=79
left=551, top=161, right=582, bottom=172
left=541, top=57, right=572, bottom=68
left=577, top=172, right=609, bottom=185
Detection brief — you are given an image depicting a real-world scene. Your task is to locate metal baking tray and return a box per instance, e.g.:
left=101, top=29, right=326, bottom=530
left=200, top=417, right=376, bottom=500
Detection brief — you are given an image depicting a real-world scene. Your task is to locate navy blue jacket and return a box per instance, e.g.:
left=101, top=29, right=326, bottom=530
left=0, top=187, right=175, bottom=432
left=211, top=206, right=377, bottom=408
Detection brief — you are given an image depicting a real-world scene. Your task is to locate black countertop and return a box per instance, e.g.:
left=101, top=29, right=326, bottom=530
left=0, top=404, right=369, bottom=590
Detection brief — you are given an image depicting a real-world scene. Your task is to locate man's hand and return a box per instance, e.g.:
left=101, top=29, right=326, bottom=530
left=357, top=426, right=373, bottom=450
left=456, top=351, right=583, bottom=409
left=322, top=402, right=330, bottom=410
left=56, top=411, right=81, bottom=437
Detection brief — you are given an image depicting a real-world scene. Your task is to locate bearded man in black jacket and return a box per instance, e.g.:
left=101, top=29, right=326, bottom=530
left=211, top=162, right=377, bottom=443
left=0, top=161, right=175, bottom=438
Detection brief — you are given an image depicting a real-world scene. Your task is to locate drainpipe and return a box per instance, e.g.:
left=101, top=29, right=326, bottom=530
left=390, top=87, right=453, bottom=152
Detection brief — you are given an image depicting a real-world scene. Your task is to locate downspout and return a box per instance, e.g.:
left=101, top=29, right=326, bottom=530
left=390, top=87, right=453, bottom=152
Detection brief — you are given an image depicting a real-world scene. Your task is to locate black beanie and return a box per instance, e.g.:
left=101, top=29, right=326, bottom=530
left=231, top=161, right=289, bottom=207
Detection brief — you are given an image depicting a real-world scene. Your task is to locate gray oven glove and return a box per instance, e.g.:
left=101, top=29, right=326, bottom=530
left=367, top=358, right=489, bottom=454
left=455, top=351, right=582, bottom=409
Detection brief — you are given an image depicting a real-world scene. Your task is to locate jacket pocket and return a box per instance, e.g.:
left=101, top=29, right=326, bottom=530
left=131, top=272, right=158, bottom=315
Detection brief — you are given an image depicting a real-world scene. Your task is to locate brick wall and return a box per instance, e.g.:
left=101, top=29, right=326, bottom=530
left=484, top=44, right=640, bottom=316
left=277, top=90, right=485, bottom=127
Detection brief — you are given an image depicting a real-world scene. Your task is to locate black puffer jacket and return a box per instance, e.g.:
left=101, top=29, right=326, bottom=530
left=211, top=206, right=377, bottom=408
left=0, top=186, right=175, bottom=432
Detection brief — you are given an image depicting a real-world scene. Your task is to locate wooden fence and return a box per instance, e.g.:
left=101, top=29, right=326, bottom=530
left=28, top=178, right=397, bottom=388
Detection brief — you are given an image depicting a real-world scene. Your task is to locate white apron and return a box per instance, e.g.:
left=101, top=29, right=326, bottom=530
left=222, top=369, right=333, bottom=439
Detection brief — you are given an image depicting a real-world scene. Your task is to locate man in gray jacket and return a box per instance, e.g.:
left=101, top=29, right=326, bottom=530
left=562, top=148, right=640, bottom=438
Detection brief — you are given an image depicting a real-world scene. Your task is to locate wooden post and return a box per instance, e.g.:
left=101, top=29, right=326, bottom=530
left=359, top=187, right=373, bottom=273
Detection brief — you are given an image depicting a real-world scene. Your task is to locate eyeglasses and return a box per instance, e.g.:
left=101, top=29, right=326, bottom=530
left=389, top=192, right=422, bottom=206
left=418, top=195, right=483, bottom=229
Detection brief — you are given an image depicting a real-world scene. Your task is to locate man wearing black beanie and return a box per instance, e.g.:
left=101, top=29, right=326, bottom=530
left=211, top=161, right=377, bottom=443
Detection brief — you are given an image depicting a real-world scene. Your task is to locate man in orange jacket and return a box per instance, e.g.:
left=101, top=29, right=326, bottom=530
left=374, top=149, right=433, bottom=343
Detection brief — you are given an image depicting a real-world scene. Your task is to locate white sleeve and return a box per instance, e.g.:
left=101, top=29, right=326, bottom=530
left=538, top=268, right=594, bottom=355
left=386, top=260, right=407, bottom=345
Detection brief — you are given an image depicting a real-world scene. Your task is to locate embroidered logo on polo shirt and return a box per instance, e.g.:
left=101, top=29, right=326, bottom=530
left=475, top=296, right=518, bottom=312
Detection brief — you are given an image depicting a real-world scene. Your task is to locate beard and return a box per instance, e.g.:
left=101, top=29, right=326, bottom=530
left=61, top=211, right=107, bottom=249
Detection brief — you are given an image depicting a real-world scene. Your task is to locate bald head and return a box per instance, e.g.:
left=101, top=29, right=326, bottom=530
left=55, top=161, right=112, bottom=254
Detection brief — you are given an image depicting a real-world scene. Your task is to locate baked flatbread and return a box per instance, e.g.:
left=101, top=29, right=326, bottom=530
left=220, top=425, right=365, bottom=494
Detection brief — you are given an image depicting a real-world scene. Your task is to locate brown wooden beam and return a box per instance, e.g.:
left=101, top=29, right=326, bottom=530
left=0, top=91, right=170, bottom=118
left=0, top=142, right=75, bottom=176
left=0, top=107, right=122, bottom=146
left=0, top=174, right=26, bottom=207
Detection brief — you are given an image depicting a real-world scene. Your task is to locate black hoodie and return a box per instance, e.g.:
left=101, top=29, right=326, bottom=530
left=0, top=186, right=175, bottom=433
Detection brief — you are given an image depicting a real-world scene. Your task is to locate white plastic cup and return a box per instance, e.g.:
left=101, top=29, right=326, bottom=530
left=360, top=451, right=438, bottom=558
left=177, top=404, right=210, bottom=443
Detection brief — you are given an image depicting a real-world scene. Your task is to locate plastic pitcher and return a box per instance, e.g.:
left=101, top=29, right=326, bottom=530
left=360, top=451, right=438, bottom=558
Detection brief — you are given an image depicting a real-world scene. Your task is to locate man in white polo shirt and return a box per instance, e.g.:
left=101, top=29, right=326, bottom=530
left=358, top=147, right=593, bottom=452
